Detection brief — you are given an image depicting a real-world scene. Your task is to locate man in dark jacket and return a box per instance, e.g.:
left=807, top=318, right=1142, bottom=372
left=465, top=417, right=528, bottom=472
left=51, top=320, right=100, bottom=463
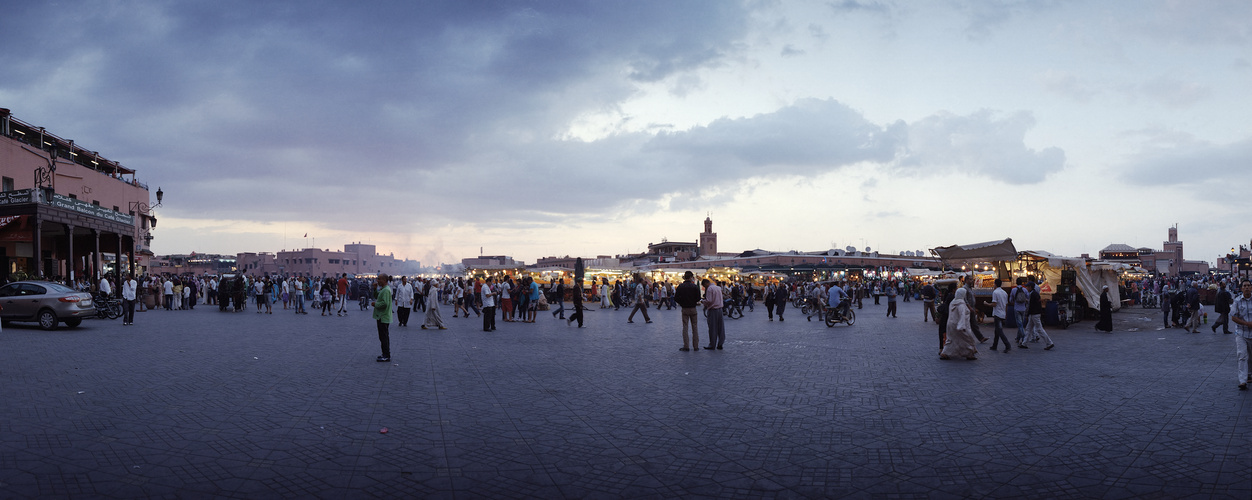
left=674, top=271, right=703, bottom=351
left=774, top=284, right=790, bottom=322
left=1185, top=283, right=1203, bottom=333
left=566, top=279, right=584, bottom=328
left=1213, top=281, right=1233, bottom=334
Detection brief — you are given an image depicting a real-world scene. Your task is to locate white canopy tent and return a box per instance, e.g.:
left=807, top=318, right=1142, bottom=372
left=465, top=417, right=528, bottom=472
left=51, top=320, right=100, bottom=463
left=1020, top=250, right=1121, bottom=311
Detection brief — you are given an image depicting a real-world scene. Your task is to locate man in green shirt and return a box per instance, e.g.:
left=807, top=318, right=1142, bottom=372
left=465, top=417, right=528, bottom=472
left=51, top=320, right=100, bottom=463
left=373, top=274, right=393, bottom=362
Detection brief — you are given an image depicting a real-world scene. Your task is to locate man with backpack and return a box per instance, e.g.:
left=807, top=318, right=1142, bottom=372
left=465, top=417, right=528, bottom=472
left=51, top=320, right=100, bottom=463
left=1213, top=280, right=1233, bottom=334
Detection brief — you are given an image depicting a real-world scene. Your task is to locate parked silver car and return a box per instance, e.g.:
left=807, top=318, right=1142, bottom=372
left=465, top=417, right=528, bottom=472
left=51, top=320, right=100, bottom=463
left=0, top=281, right=96, bottom=330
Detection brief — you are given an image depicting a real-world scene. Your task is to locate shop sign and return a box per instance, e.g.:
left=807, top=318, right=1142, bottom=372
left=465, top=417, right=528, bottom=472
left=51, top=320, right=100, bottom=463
left=0, top=190, right=34, bottom=205
left=49, top=194, right=134, bottom=225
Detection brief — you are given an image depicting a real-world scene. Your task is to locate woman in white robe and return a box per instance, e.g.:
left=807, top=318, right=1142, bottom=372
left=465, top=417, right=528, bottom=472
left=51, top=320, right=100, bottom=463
left=422, top=280, right=447, bottom=330
left=941, top=287, right=978, bottom=360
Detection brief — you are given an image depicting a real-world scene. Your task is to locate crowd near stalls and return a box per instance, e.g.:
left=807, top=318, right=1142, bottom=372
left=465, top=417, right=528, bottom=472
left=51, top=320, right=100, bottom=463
left=56, top=238, right=1234, bottom=333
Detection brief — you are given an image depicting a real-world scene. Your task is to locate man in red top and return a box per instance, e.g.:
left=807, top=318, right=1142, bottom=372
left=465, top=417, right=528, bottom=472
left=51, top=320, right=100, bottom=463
left=337, top=274, right=350, bottom=316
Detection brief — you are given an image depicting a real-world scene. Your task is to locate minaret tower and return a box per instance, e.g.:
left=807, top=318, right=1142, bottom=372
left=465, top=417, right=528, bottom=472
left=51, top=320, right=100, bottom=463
left=699, top=215, right=717, bottom=256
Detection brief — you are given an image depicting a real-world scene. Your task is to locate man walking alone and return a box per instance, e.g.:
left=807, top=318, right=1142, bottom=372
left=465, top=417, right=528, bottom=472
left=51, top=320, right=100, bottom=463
left=627, top=276, right=652, bottom=324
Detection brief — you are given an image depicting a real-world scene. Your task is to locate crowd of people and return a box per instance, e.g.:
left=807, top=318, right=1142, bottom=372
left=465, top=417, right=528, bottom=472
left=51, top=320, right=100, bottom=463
left=69, top=268, right=1252, bottom=390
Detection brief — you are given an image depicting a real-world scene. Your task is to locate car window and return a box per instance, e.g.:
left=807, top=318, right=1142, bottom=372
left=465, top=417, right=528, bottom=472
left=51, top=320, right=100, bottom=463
left=0, top=284, right=20, bottom=297
left=44, top=283, right=77, bottom=294
left=19, top=284, right=47, bottom=296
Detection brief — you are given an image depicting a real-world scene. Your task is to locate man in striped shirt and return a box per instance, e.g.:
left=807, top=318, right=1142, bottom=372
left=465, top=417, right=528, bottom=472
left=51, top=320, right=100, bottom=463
left=1229, top=280, right=1252, bottom=390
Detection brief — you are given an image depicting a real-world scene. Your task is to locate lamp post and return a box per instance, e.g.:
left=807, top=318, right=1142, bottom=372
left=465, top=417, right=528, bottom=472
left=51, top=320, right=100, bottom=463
left=34, top=147, right=57, bottom=203
left=129, top=187, right=165, bottom=261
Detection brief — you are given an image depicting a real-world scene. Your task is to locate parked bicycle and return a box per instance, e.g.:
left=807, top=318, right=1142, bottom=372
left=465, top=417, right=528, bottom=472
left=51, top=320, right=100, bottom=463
left=94, top=293, right=123, bottom=320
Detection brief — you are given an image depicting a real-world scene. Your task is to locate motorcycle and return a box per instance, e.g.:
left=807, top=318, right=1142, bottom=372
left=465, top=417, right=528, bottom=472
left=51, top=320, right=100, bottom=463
left=824, top=299, right=856, bottom=327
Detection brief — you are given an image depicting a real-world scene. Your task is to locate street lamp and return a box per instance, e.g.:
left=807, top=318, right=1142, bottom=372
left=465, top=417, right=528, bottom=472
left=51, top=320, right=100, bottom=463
left=129, top=188, right=165, bottom=254
left=34, top=146, right=56, bottom=203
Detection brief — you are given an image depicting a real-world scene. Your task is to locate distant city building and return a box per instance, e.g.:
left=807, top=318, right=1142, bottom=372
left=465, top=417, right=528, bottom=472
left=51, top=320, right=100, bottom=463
left=534, top=255, right=621, bottom=268
left=1100, top=225, right=1209, bottom=275
left=150, top=253, right=236, bottom=275
left=647, top=240, right=698, bottom=262
left=462, top=255, right=522, bottom=268
left=236, top=243, right=418, bottom=277
left=533, top=216, right=941, bottom=277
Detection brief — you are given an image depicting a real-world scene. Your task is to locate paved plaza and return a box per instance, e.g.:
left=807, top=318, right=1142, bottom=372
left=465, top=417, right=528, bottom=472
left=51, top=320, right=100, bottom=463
left=1, top=297, right=1250, bottom=498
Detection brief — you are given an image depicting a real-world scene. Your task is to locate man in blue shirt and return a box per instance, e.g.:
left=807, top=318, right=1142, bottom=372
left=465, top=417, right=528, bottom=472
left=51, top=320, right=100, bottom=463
left=827, top=282, right=850, bottom=320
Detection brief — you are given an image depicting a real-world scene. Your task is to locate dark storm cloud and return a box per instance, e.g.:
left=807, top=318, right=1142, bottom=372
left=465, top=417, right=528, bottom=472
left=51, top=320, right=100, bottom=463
left=448, top=100, right=1063, bottom=226
left=0, top=1, right=1066, bottom=236
left=0, top=1, right=752, bottom=223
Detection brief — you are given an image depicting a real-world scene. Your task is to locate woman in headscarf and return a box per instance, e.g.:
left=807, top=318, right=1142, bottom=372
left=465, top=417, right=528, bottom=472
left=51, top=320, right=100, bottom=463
left=940, top=287, right=978, bottom=360
left=1095, top=285, right=1114, bottom=332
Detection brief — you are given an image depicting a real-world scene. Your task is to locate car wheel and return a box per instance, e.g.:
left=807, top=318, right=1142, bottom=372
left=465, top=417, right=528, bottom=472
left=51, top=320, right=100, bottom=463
left=64, top=318, right=82, bottom=328
left=38, top=309, right=59, bottom=331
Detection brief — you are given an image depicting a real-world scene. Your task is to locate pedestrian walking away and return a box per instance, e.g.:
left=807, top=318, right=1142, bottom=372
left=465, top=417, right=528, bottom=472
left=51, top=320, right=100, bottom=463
left=703, top=279, right=725, bottom=350
left=1213, top=281, right=1233, bottom=334
left=337, top=274, right=350, bottom=316
left=989, top=279, right=1010, bottom=352
left=773, top=284, right=788, bottom=322
left=885, top=282, right=898, bottom=318
left=567, top=279, right=585, bottom=328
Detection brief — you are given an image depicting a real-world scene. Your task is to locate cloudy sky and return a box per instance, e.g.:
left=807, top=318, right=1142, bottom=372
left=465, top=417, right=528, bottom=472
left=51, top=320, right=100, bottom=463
left=3, top=1, right=1250, bottom=267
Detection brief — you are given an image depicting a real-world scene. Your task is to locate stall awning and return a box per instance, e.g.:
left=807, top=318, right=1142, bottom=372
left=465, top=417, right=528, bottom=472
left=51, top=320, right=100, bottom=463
left=1019, top=250, right=1084, bottom=268
left=931, top=238, right=1017, bottom=264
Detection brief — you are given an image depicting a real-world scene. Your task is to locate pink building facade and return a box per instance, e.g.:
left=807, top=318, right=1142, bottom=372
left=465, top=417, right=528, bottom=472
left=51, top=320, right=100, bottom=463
left=0, top=108, right=155, bottom=287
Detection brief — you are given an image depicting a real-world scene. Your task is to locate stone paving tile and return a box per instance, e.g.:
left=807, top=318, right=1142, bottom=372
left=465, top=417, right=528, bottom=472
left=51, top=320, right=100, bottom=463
left=2, top=300, right=1251, bottom=497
